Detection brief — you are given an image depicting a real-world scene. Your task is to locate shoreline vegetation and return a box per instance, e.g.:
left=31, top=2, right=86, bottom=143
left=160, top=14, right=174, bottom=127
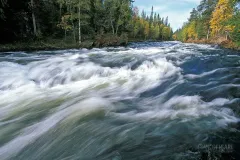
left=186, top=38, right=240, bottom=50
left=0, top=38, right=239, bottom=53
left=0, top=36, right=151, bottom=52
left=1, top=0, right=239, bottom=52
left=0, top=37, right=239, bottom=53
left=0, top=0, right=173, bottom=52
left=0, top=36, right=128, bottom=52
left=173, top=0, right=240, bottom=51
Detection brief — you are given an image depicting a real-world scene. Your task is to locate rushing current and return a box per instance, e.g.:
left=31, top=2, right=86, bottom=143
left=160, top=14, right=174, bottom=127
left=0, top=42, right=239, bottom=160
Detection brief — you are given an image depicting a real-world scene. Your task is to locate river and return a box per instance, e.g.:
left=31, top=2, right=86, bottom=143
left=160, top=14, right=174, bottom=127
left=0, top=42, right=239, bottom=160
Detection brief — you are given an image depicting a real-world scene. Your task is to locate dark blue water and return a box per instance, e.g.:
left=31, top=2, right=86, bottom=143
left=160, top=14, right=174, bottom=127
left=0, top=42, right=239, bottom=160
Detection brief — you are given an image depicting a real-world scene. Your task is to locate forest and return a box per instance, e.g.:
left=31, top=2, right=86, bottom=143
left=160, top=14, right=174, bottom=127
left=174, top=0, right=240, bottom=48
left=0, top=0, right=173, bottom=50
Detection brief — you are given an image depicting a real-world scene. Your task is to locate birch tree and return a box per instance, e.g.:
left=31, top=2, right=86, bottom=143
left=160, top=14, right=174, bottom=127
left=78, top=0, right=81, bottom=44
left=31, top=0, right=37, bottom=36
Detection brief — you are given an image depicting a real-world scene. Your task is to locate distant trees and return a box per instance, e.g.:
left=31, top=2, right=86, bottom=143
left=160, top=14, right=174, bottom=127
left=131, top=7, right=172, bottom=40
left=174, top=0, right=240, bottom=43
left=0, top=0, right=173, bottom=44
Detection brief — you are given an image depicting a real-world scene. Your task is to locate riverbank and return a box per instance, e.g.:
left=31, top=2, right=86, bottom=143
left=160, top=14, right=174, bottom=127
left=0, top=35, right=129, bottom=52
left=186, top=38, right=240, bottom=51
left=1, top=37, right=239, bottom=52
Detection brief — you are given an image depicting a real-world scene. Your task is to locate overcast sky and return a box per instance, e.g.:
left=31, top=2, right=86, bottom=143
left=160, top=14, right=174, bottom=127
left=133, top=0, right=201, bottom=31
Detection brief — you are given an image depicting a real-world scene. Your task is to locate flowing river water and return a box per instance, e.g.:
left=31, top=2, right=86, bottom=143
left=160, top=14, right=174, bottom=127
left=0, top=42, right=239, bottom=160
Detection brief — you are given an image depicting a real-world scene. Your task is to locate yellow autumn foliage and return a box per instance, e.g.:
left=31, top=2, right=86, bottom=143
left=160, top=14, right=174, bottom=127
left=187, top=21, right=197, bottom=39
left=144, top=21, right=150, bottom=38
left=172, top=34, right=177, bottom=40
left=210, top=0, right=234, bottom=36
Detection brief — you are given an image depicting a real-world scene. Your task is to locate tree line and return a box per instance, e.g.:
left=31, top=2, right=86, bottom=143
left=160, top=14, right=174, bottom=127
left=131, top=6, right=173, bottom=41
left=0, top=0, right=173, bottom=47
left=173, top=0, right=240, bottom=46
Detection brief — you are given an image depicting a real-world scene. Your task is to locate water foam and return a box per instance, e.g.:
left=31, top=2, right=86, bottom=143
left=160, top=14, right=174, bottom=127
left=0, top=42, right=239, bottom=159
left=0, top=97, right=111, bottom=159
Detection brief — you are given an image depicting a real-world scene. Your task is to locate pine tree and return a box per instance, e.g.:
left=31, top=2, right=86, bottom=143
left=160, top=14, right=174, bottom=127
left=164, top=16, right=168, bottom=26
left=149, top=6, right=154, bottom=25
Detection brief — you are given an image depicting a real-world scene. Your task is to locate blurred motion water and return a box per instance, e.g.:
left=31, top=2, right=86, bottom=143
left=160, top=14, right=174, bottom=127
left=0, top=42, right=239, bottom=160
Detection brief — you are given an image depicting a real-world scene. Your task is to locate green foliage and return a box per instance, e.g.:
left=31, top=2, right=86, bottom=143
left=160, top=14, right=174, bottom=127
left=131, top=6, right=172, bottom=41
left=227, top=11, right=240, bottom=42
left=175, top=0, right=240, bottom=47
left=0, top=0, right=172, bottom=45
left=174, top=0, right=219, bottom=41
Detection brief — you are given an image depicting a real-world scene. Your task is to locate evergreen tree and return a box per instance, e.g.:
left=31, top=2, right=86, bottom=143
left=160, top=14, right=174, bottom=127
left=149, top=6, right=154, bottom=25
left=164, top=16, right=168, bottom=26
left=0, top=0, right=173, bottom=44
